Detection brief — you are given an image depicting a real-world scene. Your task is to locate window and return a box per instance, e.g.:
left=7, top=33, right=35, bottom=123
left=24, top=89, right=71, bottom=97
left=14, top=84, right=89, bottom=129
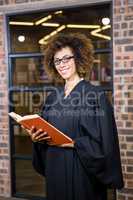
left=8, top=3, right=113, bottom=199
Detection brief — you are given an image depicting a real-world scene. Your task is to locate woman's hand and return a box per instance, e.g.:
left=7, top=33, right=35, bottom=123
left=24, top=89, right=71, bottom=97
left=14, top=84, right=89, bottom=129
left=22, top=126, right=51, bottom=143
left=58, top=142, right=75, bottom=148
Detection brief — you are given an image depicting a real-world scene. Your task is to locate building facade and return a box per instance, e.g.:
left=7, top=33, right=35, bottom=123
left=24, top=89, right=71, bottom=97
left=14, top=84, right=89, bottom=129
left=0, top=0, right=133, bottom=199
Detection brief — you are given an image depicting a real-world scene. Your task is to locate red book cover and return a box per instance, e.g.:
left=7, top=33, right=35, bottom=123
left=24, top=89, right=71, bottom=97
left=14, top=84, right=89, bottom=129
left=9, top=112, right=73, bottom=145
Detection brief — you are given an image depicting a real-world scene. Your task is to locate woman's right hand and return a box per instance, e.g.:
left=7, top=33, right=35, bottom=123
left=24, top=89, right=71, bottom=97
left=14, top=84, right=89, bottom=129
left=22, top=126, right=51, bottom=143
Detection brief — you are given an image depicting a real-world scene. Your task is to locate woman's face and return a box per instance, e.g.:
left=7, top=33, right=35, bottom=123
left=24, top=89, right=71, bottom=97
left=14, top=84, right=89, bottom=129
left=54, top=46, right=78, bottom=81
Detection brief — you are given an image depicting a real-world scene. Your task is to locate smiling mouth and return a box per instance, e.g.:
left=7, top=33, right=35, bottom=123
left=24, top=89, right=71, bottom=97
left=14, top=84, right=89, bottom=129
left=60, top=68, right=69, bottom=73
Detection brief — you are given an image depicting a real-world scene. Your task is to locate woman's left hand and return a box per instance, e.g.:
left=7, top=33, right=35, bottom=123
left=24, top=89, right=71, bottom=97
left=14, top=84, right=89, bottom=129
left=58, top=142, right=75, bottom=148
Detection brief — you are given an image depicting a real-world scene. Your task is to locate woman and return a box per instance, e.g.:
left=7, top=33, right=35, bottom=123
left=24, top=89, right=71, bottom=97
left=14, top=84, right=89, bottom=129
left=28, top=33, right=123, bottom=200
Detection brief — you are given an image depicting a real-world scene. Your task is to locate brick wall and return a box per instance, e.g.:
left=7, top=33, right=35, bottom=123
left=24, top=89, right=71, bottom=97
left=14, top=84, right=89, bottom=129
left=113, top=0, right=133, bottom=200
left=0, top=0, right=132, bottom=198
left=0, top=15, right=11, bottom=197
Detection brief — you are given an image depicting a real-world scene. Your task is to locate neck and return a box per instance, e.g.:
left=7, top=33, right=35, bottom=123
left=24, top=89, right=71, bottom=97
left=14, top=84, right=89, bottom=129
left=65, top=74, right=82, bottom=86
left=64, top=74, right=83, bottom=94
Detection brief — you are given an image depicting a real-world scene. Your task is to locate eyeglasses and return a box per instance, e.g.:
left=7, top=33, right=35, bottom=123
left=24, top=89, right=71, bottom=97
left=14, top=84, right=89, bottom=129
left=54, top=55, right=74, bottom=66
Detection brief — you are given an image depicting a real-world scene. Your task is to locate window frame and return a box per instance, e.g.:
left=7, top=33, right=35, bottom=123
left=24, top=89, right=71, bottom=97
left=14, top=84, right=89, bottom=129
left=6, top=2, right=114, bottom=199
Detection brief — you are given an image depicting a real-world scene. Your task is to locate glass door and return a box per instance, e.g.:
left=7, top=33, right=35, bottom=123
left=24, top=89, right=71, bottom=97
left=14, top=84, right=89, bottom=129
left=8, top=3, right=114, bottom=199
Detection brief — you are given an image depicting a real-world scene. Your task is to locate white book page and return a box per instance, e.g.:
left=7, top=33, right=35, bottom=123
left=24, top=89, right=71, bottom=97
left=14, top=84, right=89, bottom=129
left=22, top=114, right=39, bottom=120
left=9, top=112, right=22, bottom=122
left=9, top=112, right=40, bottom=122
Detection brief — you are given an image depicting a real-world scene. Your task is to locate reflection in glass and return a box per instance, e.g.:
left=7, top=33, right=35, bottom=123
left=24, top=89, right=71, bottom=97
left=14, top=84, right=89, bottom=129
left=10, top=90, right=49, bottom=156
left=10, top=91, right=49, bottom=115
left=12, top=57, right=51, bottom=86
left=9, top=4, right=111, bottom=53
left=15, top=159, right=46, bottom=197
left=90, top=53, right=112, bottom=87
left=9, top=3, right=112, bottom=199
left=14, top=129, right=32, bottom=155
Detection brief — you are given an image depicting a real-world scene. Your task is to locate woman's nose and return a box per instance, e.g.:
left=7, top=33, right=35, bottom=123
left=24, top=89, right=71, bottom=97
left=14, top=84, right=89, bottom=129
left=58, top=61, right=67, bottom=68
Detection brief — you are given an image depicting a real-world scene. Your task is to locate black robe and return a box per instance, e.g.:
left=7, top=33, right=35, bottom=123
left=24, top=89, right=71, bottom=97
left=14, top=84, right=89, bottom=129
left=32, top=80, right=124, bottom=200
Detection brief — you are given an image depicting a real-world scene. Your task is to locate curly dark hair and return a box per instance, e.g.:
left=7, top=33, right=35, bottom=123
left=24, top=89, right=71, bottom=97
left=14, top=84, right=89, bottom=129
left=43, top=32, right=94, bottom=84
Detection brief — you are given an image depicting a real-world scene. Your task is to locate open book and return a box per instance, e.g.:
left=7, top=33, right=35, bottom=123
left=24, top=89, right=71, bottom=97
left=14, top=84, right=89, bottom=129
left=9, top=112, right=73, bottom=145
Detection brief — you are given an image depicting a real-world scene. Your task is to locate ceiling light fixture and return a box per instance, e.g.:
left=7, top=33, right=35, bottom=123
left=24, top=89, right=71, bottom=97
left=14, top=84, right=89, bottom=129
left=18, top=35, right=25, bottom=42
left=54, top=10, right=63, bottom=15
left=100, top=24, right=111, bottom=30
left=91, top=25, right=111, bottom=40
left=35, top=15, right=52, bottom=25
left=42, top=23, right=60, bottom=27
left=56, top=25, right=66, bottom=32
left=67, top=24, right=100, bottom=29
left=92, top=33, right=111, bottom=40
left=39, top=25, right=66, bottom=44
left=9, top=21, right=34, bottom=26
left=102, top=17, right=110, bottom=25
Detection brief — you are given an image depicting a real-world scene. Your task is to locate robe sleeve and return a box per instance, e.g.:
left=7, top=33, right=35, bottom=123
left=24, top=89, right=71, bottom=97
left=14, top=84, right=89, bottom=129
left=32, top=142, right=48, bottom=176
left=75, top=90, right=124, bottom=189
left=32, top=92, right=53, bottom=176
